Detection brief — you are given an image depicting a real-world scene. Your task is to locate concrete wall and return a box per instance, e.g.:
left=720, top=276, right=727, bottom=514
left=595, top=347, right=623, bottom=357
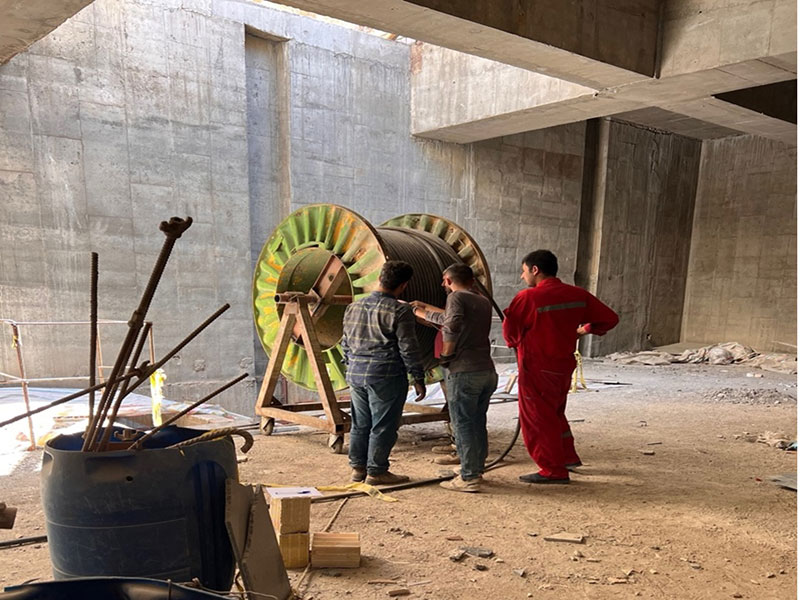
left=0, top=0, right=256, bottom=414
left=588, top=120, right=702, bottom=355
left=682, top=135, right=797, bottom=351
left=0, top=0, right=590, bottom=412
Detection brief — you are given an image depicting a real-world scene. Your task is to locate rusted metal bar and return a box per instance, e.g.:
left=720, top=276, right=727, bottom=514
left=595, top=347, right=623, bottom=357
left=97, top=321, right=153, bottom=451
left=87, top=217, right=193, bottom=451
left=129, top=372, right=249, bottom=450
left=89, top=252, right=98, bottom=424
left=273, top=292, right=352, bottom=305
left=113, top=304, right=230, bottom=405
left=10, top=323, right=36, bottom=450
left=147, top=323, right=155, bottom=364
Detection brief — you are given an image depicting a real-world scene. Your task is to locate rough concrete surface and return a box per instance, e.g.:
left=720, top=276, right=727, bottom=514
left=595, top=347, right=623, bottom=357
left=683, top=135, right=797, bottom=352
left=1, top=361, right=796, bottom=598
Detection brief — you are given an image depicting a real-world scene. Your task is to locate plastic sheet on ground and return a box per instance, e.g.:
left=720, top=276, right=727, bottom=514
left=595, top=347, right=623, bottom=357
left=0, top=386, right=252, bottom=477
left=608, top=342, right=797, bottom=374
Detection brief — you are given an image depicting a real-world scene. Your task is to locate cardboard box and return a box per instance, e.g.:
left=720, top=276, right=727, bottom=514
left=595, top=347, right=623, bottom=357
left=276, top=532, right=309, bottom=568
left=310, top=532, right=360, bottom=568
left=269, top=495, right=311, bottom=534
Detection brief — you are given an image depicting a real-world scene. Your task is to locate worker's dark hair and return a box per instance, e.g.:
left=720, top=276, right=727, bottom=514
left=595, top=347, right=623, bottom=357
left=443, top=263, right=474, bottom=285
left=522, top=250, right=558, bottom=276
left=379, top=260, right=414, bottom=290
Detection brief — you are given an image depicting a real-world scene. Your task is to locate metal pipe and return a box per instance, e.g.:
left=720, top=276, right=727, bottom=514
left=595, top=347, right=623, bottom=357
left=10, top=323, right=36, bottom=450
left=0, top=535, right=48, bottom=550
left=89, top=252, right=98, bottom=424
left=130, top=373, right=249, bottom=450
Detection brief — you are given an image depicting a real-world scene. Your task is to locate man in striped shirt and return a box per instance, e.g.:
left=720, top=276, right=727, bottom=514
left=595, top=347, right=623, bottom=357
left=503, top=250, right=618, bottom=484
left=341, top=261, right=427, bottom=485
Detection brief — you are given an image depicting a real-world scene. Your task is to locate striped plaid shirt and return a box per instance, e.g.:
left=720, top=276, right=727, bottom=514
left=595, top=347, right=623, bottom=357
left=341, top=291, right=425, bottom=387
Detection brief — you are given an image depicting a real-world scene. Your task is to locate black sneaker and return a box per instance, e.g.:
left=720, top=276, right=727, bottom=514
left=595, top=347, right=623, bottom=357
left=519, top=472, right=570, bottom=484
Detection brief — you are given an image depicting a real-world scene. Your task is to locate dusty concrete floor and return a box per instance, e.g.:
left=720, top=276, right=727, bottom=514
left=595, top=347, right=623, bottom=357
left=1, top=360, right=797, bottom=599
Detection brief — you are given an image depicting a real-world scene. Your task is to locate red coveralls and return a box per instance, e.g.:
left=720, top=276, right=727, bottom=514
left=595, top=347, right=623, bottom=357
left=503, top=278, right=619, bottom=479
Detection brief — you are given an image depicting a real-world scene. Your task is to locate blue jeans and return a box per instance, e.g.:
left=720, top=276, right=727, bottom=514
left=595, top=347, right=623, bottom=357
left=446, top=369, right=498, bottom=481
left=348, top=374, right=408, bottom=476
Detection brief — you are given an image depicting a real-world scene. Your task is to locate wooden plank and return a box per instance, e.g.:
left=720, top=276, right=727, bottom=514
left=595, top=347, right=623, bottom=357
left=399, top=412, right=451, bottom=425
left=402, top=402, right=446, bottom=415
left=257, top=407, right=339, bottom=432
left=296, top=302, right=346, bottom=429
left=544, top=532, right=585, bottom=544
left=255, top=310, right=297, bottom=413
left=266, top=400, right=350, bottom=413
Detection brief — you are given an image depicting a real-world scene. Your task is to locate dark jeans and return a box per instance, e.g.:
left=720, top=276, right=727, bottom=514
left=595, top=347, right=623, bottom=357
left=446, top=369, right=498, bottom=481
left=348, top=374, right=409, bottom=476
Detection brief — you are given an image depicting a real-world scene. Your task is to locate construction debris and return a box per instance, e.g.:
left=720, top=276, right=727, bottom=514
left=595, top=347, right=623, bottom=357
left=544, top=532, right=585, bottom=544
left=608, top=342, right=797, bottom=374
left=461, top=546, right=494, bottom=558
left=387, top=588, right=411, bottom=597
left=705, top=389, right=795, bottom=406
left=0, top=502, right=17, bottom=529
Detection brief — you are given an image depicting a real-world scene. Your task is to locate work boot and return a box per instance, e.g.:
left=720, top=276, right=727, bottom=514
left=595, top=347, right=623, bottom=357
left=519, top=472, right=570, bottom=484
left=365, top=471, right=410, bottom=486
left=451, top=467, right=483, bottom=479
left=431, top=444, right=456, bottom=454
left=433, top=453, right=460, bottom=465
left=351, top=466, right=366, bottom=482
left=440, top=476, right=480, bottom=493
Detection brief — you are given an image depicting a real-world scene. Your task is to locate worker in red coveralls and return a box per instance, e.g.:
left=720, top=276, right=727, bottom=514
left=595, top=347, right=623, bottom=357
left=503, top=250, right=619, bottom=484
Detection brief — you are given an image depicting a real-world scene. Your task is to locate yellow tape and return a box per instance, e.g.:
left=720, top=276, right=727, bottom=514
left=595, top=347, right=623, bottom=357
left=263, top=482, right=399, bottom=502
left=317, top=482, right=398, bottom=502
left=571, top=348, right=588, bottom=393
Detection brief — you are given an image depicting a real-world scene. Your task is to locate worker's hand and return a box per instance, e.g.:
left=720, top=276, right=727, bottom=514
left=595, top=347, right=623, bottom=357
left=410, top=300, right=431, bottom=311
left=577, top=324, right=589, bottom=337
left=413, top=380, right=426, bottom=402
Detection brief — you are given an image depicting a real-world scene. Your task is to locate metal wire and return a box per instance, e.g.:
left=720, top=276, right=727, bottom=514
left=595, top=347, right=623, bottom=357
left=376, top=227, right=462, bottom=370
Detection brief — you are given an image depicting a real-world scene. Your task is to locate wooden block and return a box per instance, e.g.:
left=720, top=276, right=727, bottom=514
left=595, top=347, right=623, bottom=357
left=310, top=532, right=360, bottom=568
left=276, top=532, right=309, bottom=568
left=269, top=495, right=311, bottom=534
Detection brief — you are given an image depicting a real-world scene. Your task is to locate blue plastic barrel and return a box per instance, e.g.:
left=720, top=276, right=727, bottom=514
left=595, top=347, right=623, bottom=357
left=41, top=427, right=237, bottom=591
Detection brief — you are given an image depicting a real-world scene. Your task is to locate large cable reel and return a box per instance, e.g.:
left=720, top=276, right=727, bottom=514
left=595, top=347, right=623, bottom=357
left=252, top=204, right=492, bottom=391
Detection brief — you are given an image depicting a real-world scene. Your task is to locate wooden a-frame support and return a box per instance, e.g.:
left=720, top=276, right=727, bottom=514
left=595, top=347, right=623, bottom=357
left=254, top=294, right=449, bottom=454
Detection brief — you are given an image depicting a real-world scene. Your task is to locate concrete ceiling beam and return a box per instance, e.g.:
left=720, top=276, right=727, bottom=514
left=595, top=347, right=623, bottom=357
left=267, top=0, right=653, bottom=89
left=662, top=97, right=797, bottom=146
left=0, top=0, right=95, bottom=64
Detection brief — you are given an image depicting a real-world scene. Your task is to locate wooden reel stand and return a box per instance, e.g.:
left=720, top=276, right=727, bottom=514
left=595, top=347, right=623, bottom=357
left=254, top=257, right=450, bottom=454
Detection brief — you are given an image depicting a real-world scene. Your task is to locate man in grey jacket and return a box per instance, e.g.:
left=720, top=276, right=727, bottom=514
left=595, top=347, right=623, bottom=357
left=412, top=264, right=497, bottom=493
